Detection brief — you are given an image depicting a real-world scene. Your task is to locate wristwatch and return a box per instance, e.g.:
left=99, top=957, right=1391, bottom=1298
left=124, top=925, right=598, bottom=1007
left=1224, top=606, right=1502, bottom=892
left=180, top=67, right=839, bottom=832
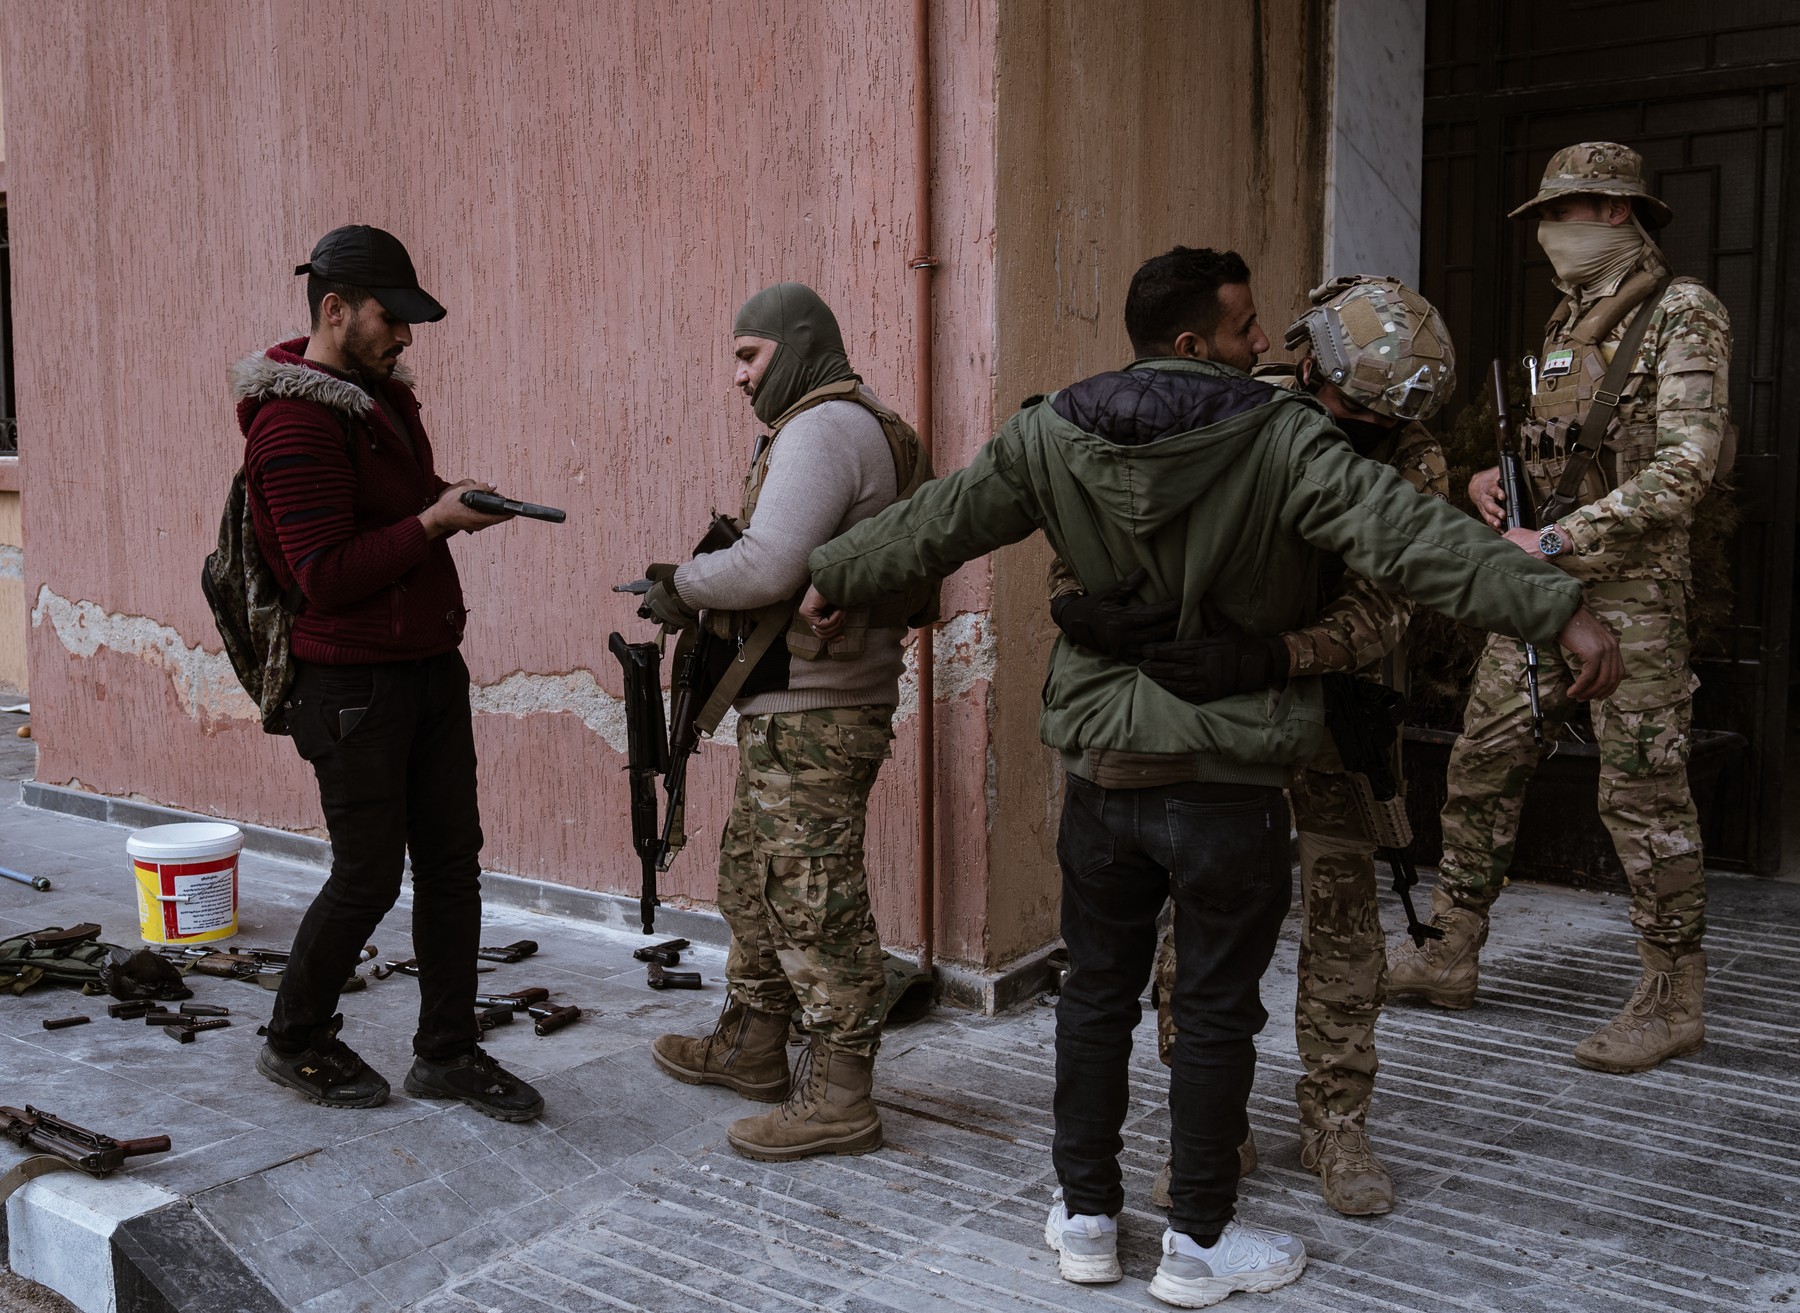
left=1537, top=525, right=1566, bottom=558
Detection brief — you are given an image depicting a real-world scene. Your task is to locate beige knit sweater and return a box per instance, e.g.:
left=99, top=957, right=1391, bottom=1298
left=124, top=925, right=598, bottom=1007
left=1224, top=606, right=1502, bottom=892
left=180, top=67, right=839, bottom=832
left=673, top=390, right=906, bottom=714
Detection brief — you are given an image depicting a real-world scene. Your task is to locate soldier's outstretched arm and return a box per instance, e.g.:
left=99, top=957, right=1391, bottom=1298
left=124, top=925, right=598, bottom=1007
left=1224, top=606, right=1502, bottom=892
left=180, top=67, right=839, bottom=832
left=1282, top=571, right=1414, bottom=678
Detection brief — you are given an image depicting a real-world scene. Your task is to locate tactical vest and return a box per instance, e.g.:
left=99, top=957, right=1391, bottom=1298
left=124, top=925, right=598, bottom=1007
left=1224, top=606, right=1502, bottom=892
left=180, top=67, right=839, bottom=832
left=715, top=378, right=940, bottom=662
left=1518, top=267, right=1712, bottom=513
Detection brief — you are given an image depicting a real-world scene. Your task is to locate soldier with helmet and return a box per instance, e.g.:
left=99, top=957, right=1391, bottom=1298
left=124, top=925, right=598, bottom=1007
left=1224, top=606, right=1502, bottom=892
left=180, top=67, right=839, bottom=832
left=1049, top=274, right=1457, bottom=1217
left=1388, top=143, right=1733, bottom=1075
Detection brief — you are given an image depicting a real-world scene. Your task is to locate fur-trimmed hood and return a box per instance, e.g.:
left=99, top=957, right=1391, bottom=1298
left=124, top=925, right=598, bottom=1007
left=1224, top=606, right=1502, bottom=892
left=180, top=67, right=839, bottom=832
left=229, top=336, right=417, bottom=417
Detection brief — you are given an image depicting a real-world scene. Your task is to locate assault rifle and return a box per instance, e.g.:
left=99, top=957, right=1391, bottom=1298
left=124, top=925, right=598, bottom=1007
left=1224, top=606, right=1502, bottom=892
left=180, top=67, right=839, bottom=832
left=1323, top=675, right=1443, bottom=948
left=609, top=515, right=739, bottom=933
left=1492, top=360, right=1546, bottom=747
left=1, top=1104, right=170, bottom=1178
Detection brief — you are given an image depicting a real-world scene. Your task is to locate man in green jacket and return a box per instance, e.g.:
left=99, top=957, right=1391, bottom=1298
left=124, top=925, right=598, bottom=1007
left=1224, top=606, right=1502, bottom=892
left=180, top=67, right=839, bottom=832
left=801, top=246, right=1620, bottom=1308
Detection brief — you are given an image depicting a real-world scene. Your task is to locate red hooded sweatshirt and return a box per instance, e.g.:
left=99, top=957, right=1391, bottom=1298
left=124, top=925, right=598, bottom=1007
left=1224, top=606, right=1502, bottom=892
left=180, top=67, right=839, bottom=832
left=231, top=338, right=466, bottom=664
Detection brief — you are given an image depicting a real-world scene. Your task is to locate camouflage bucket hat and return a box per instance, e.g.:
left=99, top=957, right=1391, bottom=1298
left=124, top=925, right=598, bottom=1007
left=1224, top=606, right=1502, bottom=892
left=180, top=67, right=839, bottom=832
left=1284, top=275, right=1457, bottom=422
left=1508, top=142, right=1674, bottom=228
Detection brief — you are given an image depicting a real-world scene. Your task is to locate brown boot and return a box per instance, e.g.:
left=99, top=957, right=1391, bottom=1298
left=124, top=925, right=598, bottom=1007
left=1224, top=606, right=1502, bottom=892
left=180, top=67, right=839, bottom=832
left=726, top=1037, right=882, bottom=1161
left=652, top=999, right=791, bottom=1102
left=1299, top=1118, right=1394, bottom=1216
left=1149, top=1131, right=1256, bottom=1208
left=1386, top=890, right=1488, bottom=1010
left=1573, top=942, right=1705, bottom=1073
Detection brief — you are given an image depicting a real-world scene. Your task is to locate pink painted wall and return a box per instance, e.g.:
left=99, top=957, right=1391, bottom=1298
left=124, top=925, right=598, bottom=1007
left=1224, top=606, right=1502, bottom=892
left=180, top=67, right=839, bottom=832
left=2, top=2, right=1000, bottom=960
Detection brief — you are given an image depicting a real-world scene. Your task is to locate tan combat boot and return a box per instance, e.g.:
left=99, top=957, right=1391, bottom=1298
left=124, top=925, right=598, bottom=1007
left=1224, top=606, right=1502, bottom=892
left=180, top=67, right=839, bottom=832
left=651, top=999, right=791, bottom=1102
left=1299, top=1117, right=1394, bottom=1216
left=726, top=1037, right=882, bottom=1161
left=1149, top=1131, right=1257, bottom=1208
left=1573, top=942, right=1706, bottom=1073
left=1385, top=890, right=1489, bottom=1010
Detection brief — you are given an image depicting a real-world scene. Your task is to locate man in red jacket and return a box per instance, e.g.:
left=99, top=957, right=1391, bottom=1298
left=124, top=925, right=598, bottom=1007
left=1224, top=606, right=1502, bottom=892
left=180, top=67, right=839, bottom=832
left=231, top=225, right=541, bottom=1121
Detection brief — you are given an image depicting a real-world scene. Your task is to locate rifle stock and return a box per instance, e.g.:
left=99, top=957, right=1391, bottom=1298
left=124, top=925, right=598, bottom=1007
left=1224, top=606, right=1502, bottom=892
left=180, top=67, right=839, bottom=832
left=1491, top=360, right=1547, bottom=747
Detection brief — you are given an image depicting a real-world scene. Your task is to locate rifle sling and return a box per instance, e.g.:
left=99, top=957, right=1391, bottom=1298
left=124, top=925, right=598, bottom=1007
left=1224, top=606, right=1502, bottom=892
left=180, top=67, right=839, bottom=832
left=1543, top=275, right=1670, bottom=518
left=692, top=603, right=792, bottom=737
left=0, top=1154, right=79, bottom=1205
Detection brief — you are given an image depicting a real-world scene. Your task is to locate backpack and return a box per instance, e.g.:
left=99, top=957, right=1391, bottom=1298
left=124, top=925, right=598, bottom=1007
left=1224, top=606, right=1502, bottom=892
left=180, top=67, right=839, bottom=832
left=202, top=413, right=354, bottom=735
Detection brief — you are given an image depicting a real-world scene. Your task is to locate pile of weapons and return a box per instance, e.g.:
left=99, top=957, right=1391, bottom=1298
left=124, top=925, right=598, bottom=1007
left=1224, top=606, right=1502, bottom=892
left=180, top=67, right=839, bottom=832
left=635, top=937, right=701, bottom=989
left=370, top=939, right=583, bottom=1036
left=92, top=999, right=232, bottom=1043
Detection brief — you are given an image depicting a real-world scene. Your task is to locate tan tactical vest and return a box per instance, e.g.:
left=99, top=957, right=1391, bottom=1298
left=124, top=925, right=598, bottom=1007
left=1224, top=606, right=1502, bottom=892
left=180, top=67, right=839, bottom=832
left=719, top=378, right=940, bottom=661
left=1516, top=266, right=1743, bottom=512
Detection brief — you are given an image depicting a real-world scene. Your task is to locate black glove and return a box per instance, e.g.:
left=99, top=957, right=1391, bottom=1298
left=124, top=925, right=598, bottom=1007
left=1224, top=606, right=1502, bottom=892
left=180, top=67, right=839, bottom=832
left=1049, top=568, right=1179, bottom=660
left=1139, top=608, right=1290, bottom=704
left=640, top=563, right=698, bottom=631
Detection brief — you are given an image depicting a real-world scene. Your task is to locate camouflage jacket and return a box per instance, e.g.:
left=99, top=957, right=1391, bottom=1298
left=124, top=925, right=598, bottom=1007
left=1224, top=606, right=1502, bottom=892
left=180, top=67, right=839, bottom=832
left=1537, top=249, right=1732, bottom=582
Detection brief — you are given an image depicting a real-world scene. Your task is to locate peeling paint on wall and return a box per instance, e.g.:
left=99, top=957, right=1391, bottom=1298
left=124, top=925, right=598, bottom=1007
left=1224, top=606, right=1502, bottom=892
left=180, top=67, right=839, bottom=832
left=895, top=610, right=995, bottom=721
left=31, top=586, right=258, bottom=726
left=468, top=669, right=630, bottom=754
left=32, top=583, right=997, bottom=753
left=0, top=546, right=21, bottom=581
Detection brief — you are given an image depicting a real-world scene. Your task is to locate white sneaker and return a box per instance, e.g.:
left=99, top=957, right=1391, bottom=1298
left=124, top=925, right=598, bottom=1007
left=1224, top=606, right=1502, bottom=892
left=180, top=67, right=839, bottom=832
left=1147, top=1220, right=1306, bottom=1308
left=1042, top=1188, right=1122, bottom=1284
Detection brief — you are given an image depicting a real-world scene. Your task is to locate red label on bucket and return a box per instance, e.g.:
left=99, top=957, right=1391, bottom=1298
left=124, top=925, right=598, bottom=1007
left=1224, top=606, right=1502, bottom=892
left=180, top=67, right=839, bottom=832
left=135, top=857, right=238, bottom=941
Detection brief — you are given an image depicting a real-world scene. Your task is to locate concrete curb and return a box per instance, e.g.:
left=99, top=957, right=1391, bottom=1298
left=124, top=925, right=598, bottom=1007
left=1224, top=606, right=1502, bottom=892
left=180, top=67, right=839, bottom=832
left=20, top=781, right=1059, bottom=1014
left=3, top=1171, right=281, bottom=1313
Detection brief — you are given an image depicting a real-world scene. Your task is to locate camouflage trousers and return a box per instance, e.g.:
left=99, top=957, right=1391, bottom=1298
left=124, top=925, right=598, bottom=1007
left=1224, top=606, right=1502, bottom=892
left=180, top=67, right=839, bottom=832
left=1437, top=578, right=1705, bottom=948
left=718, top=705, right=894, bottom=1057
left=1155, top=766, right=1387, bottom=1125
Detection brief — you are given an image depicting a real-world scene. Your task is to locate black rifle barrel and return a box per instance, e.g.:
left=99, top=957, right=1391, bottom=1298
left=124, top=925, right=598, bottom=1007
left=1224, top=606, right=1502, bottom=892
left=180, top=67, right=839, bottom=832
left=1491, top=361, right=1545, bottom=747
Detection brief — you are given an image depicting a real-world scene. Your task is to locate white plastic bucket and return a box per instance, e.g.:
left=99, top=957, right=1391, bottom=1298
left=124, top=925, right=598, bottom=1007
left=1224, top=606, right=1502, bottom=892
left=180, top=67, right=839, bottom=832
left=127, top=822, right=243, bottom=945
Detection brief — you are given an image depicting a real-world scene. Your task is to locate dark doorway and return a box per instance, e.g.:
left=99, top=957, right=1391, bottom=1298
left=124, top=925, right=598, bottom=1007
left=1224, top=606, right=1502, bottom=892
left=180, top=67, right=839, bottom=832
left=1420, top=1, right=1800, bottom=874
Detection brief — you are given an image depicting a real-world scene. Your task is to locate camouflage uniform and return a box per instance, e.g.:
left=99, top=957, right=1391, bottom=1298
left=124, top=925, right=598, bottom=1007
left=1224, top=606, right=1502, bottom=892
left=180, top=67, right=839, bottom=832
left=1434, top=226, right=1730, bottom=954
left=717, top=699, right=894, bottom=1059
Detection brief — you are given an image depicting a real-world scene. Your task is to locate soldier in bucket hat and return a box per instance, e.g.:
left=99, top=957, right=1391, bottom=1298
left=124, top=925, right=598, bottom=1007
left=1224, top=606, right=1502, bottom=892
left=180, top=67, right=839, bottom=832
left=1389, top=144, right=1734, bottom=1075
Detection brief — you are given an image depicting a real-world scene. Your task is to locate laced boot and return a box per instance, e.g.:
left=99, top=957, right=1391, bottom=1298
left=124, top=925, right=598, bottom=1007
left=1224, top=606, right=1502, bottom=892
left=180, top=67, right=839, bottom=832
left=727, top=1036, right=882, bottom=1161
left=1573, top=942, right=1706, bottom=1073
left=1150, top=1131, right=1257, bottom=1208
left=1299, top=1116, right=1393, bottom=1216
left=1385, top=889, right=1488, bottom=1010
left=652, top=998, right=791, bottom=1101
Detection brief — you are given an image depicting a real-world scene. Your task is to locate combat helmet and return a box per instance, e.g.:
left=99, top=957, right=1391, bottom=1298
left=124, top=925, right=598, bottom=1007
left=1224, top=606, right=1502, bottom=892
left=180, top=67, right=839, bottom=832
left=1507, top=142, right=1673, bottom=228
left=1284, top=275, right=1456, bottom=422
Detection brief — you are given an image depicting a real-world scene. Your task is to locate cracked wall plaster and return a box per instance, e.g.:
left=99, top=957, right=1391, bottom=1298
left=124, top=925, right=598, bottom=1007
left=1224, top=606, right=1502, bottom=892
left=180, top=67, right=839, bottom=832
left=32, top=586, right=258, bottom=726
left=34, top=584, right=998, bottom=747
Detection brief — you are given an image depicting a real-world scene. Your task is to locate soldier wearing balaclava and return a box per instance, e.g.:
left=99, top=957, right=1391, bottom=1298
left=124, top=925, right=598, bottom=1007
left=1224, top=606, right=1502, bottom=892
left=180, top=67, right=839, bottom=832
left=641, top=281, right=932, bottom=1162
left=1390, top=143, right=1734, bottom=1077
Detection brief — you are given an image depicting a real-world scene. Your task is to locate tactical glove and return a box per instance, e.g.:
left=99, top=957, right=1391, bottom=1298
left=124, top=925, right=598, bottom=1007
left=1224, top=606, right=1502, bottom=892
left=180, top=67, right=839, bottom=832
left=1049, top=568, right=1179, bottom=660
left=1139, top=611, right=1290, bottom=704
left=641, top=563, right=698, bottom=631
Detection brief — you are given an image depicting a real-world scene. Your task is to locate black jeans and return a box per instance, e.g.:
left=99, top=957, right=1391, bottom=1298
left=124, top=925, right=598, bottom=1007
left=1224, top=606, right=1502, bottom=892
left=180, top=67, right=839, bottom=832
left=1053, top=773, right=1292, bottom=1241
left=270, top=651, right=484, bottom=1061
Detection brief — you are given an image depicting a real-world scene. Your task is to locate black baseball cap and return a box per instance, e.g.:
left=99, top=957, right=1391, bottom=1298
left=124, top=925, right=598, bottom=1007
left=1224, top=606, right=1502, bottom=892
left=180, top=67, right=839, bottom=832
left=295, top=224, right=447, bottom=323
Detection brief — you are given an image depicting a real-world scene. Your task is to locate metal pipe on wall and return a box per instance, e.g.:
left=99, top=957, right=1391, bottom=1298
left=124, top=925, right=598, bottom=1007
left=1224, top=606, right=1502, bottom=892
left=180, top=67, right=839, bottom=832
left=909, top=0, right=939, bottom=973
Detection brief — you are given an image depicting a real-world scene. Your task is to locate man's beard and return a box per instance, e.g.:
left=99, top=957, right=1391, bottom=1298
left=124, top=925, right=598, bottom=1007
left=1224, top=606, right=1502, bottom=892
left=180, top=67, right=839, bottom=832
left=343, top=317, right=402, bottom=381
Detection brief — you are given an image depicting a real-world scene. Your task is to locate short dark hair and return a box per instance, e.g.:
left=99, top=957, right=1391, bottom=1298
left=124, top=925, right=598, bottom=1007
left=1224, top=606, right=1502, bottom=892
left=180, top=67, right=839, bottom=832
left=1124, top=246, right=1252, bottom=357
left=307, top=274, right=372, bottom=329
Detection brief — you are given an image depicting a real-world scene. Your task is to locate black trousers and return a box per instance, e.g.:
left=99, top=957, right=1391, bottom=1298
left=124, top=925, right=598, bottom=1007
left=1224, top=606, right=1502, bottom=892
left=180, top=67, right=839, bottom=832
left=1052, top=773, right=1292, bottom=1241
left=269, top=651, right=484, bottom=1061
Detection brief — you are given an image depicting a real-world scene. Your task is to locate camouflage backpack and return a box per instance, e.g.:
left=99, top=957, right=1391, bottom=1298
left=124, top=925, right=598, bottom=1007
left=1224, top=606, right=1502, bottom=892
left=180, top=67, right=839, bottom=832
left=201, top=414, right=354, bottom=735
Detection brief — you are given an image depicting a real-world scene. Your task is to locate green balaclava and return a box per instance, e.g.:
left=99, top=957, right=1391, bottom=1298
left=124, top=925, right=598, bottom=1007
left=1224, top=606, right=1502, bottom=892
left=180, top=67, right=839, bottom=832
left=732, top=282, right=858, bottom=425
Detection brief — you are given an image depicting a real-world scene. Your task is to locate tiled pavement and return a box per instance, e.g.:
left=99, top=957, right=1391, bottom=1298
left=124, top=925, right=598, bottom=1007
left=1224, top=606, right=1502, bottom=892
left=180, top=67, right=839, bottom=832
left=1, top=722, right=1796, bottom=1311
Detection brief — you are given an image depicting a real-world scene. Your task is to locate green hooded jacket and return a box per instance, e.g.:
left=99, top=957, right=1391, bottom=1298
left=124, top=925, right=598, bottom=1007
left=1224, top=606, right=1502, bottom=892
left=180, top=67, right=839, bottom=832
left=808, top=358, right=1584, bottom=784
